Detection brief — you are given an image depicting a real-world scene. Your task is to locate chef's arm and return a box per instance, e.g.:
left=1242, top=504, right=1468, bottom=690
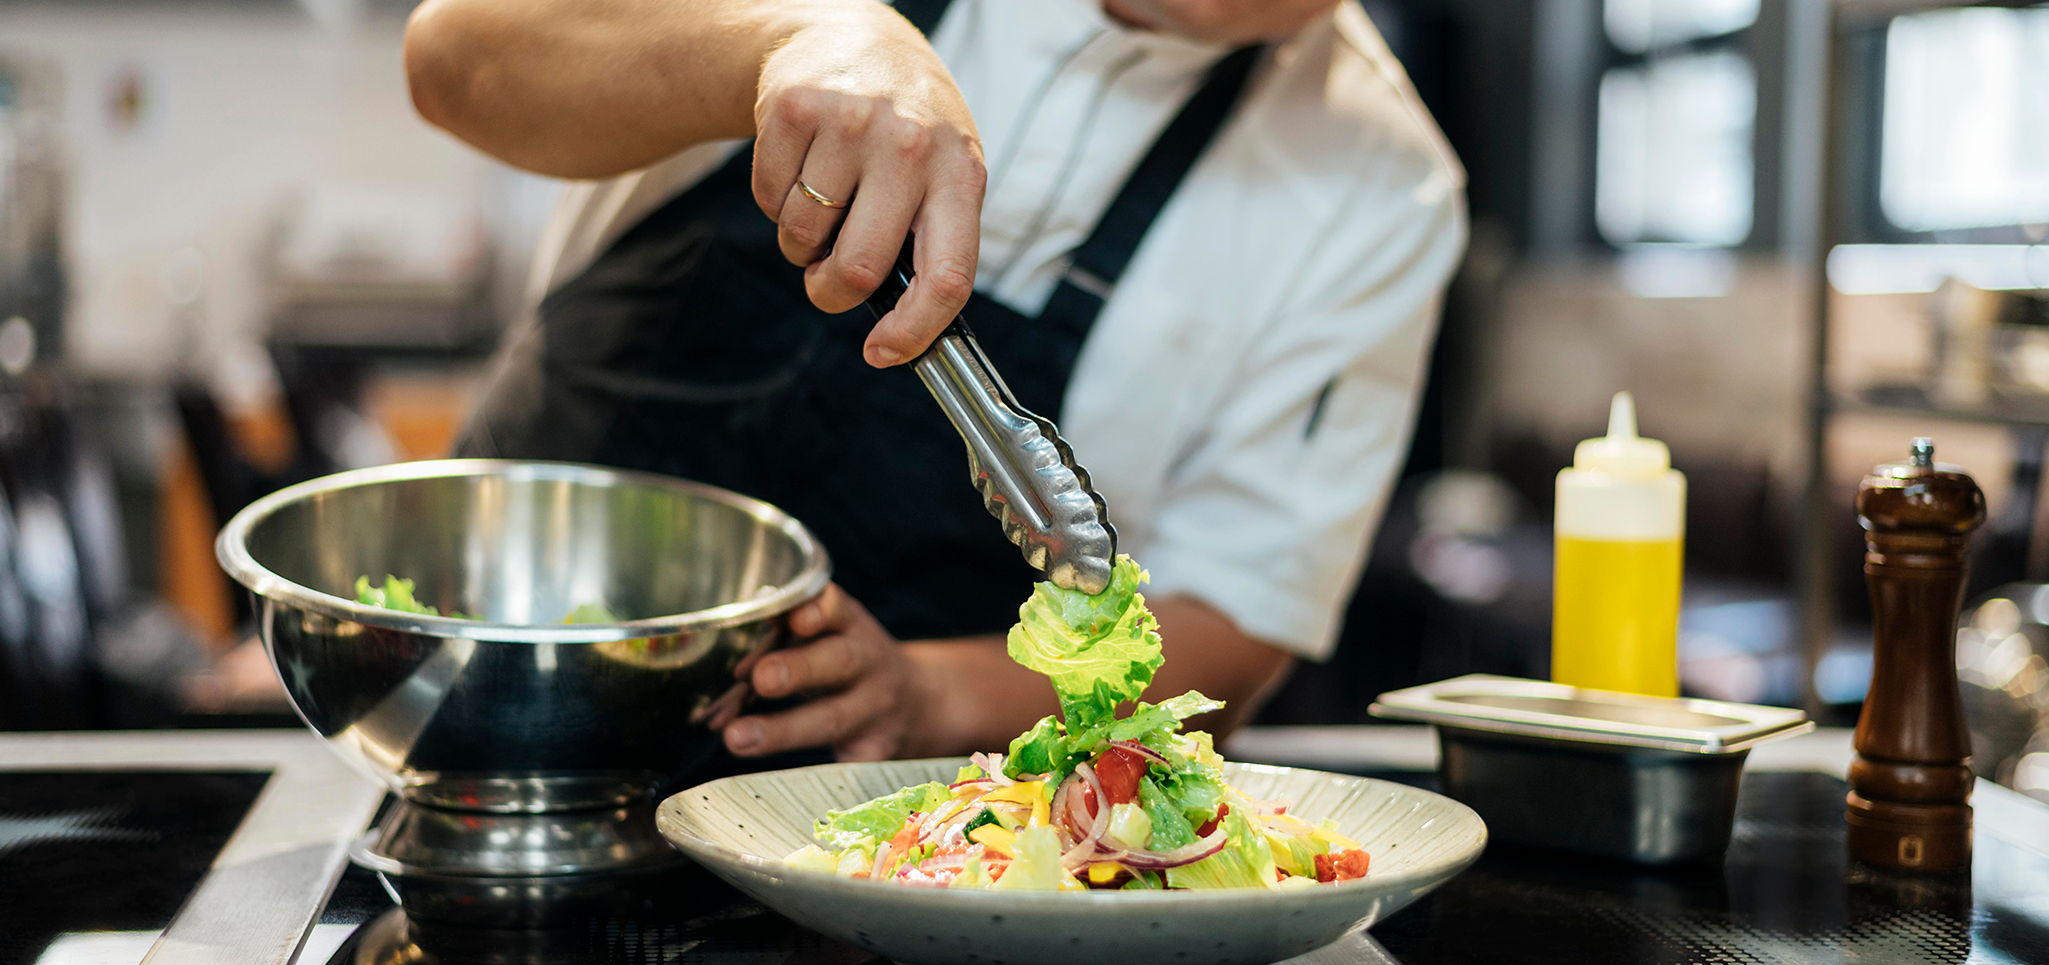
left=404, top=0, right=985, bottom=367
left=905, top=597, right=1295, bottom=756
left=407, top=0, right=895, bottom=178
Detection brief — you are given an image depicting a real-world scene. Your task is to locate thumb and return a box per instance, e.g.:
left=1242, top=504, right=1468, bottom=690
left=788, top=584, right=851, bottom=637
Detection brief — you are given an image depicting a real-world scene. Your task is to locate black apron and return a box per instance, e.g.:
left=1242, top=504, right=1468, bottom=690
left=456, top=1, right=1258, bottom=644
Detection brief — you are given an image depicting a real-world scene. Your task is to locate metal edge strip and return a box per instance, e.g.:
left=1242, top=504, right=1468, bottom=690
left=1369, top=675, right=1813, bottom=748
left=1378, top=674, right=1815, bottom=729
left=0, top=731, right=385, bottom=965
left=1976, top=778, right=2049, bottom=863
left=1369, top=703, right=1816, bottom=755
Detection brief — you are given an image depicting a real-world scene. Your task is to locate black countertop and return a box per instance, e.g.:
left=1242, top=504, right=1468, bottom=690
left=4, top=728, right=2048, bottom=965
left=311, top=770, right=2049, bottom=965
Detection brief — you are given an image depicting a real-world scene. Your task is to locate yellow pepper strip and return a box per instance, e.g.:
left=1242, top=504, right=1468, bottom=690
left=1031, top=791, right=1050, bottom=829
left=1087, top=862, right=1124, bottom=885
left=981, top=781, right=1045, bottom=806
left=969, top=825, right=1016, bottom=858
left=1310, top=826, right=1363, bottom=851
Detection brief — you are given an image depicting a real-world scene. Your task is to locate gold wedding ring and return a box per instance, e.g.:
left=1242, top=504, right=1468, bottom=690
left=798, top=180, right=850, bottom=209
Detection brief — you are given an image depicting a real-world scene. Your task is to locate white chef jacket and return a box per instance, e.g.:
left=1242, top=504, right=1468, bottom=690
left=523, top=0, right=1467, bottom=661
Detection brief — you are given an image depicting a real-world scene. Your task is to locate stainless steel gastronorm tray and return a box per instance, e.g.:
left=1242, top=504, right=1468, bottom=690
left=1368, top=674, right=1815, bottom=755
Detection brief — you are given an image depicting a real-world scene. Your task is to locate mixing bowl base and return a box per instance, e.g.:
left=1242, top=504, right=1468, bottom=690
left=350, top=798, right=697, bottom=928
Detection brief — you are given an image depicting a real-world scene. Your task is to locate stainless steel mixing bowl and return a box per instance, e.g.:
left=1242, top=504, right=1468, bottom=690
left=216, top=460, right=830, bottom=813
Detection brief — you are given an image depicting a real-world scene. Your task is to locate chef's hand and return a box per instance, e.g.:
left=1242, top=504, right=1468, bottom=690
left=723, top=584, right=926, bottom=762
left=752, top=9, right=986, bottom=369
left=1102, top=0, right=1336, bottom=43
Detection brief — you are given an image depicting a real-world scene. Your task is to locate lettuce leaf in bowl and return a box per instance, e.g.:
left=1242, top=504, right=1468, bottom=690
left=814, top=781, right=949, bottom=852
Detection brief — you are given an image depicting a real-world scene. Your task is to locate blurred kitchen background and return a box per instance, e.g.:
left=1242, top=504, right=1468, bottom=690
left=2, top=0, right=2047, bottom=800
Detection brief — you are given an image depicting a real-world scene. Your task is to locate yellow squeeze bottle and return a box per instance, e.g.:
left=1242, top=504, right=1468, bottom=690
left=1551, top=392, right=1684, bottom=697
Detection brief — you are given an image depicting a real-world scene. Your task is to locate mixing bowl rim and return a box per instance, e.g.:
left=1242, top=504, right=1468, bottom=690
left=214, top=458, right=832, bottom=642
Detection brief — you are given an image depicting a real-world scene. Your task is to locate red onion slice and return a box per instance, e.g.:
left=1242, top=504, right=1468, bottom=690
left=1063, top=778, right=1094, bottom=834
left=1097, top=827, right=1230, bottom=871
left=1060, top=766, right=1113, bottom=871
left=919, top=800, right=962, bottom=838
left=1074, top=761, right=1106, bottom=823
left=915, top=849, right=976, bottom=874
left=950, top=778, right=995, bottom=791
left=971, top=752, right=1013, bottom=786
left=1050, top=779, right=1074, bottom=847
left=1108, top=740, right=1169, bottom=767
left=869, top=845, right=895, bottom=879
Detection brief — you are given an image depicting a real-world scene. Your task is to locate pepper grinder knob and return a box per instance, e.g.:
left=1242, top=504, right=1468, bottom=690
left=1848, top=437, right=1985, bottom=873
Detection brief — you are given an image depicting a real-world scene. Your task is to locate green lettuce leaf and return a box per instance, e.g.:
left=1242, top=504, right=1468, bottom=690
left=1005, top=716, right=1064, bottom=778
left=1112, top=691, right=1224, bottom=741
left=990, top=826, right=1068, bottom=891
left=564, top=602, right=620, bottom=623
left=1006, top=557, right=1162, bottom=729
left=950, top=854, right=994, bottom=889
left=1066, top=690, right=1226, bottom=756
left=1120, top=871, right=1164, bottom=890
left=1138, top=776, right=1198, bottom=851
left=1154, top=765, right=1228, bottom=827
left=354, top=575, right=475, bottom=620
left=813, top=781, right=948, bottom=852
left=1167, top=808, right=1277, bottom=890
left=1267, top=826, right=1326, bottom=879
left=357, top=576, right=439, bottom=616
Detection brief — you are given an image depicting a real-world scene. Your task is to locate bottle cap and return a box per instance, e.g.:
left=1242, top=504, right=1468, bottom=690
left=1573, top=392, right=1670, bottom=479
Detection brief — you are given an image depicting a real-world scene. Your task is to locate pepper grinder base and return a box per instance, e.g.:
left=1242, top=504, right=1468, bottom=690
left=1846, top=790, right=1972, bottom=873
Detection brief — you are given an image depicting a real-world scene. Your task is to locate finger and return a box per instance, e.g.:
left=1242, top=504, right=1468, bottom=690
left=724, top=678, right=890, bottom=757
left=786, top=584, right=849, bottom=638
left=863, top=174, right=981, bottom=367
left=705, top=684, right=748, bottom=730
left=778, top=146, right=859, bottom=267
left=802, top=161, right=921, bottom=316
left=751, top=91, right=820, bottom=221
left=752, top=631, right=876, bottom=699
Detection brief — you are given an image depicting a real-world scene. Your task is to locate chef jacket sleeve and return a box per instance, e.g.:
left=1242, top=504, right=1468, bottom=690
left=1137, top=165, right=1467, bottom=662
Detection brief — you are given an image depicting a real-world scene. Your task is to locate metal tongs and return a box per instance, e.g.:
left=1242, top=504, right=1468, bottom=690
left=864, top=245, right=1117, bottom=594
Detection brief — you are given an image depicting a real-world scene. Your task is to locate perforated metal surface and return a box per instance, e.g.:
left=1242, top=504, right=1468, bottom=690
left=1369, top=772, right=2048, bottom=965
left=0, top=770, right=271, bottom=965
left=322, top=866, right=884, bottom=965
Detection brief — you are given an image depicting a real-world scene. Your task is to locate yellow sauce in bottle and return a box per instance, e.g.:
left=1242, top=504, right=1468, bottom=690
left=1551, top=536, right=1682, bottom=697
left=1551, top=392, right=1685, bottom=698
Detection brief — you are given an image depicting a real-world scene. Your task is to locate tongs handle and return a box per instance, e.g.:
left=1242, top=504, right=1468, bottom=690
left=863, top=242, right=1116, bottom=595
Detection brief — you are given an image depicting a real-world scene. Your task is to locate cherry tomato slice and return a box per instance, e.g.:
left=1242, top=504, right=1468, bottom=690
left=1196, top=803, right=1230, bottom=838
left=1314, top=848, right=1371, bottom=883
left=1093, top=746, right=1149, bottom=807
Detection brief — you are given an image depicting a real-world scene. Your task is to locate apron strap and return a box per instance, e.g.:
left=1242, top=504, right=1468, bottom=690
left=894, top=0, right=955, bottom=35
left=1038, top=44, right=1264, bottom=332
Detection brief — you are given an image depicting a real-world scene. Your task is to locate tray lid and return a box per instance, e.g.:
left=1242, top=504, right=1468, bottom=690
left=1368, top=675, right=1815, bottom=754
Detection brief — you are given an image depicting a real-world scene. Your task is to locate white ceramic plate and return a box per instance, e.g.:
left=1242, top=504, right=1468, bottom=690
left=656, top=759, right=1486, bottom=965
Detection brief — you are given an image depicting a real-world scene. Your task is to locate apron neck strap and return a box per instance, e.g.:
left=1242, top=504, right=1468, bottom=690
left=1040, top=44, right=1265, bottom=331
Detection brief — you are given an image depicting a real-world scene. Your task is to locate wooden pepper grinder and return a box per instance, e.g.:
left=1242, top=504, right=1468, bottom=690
left=1848, top=437, right=1985, bottom=873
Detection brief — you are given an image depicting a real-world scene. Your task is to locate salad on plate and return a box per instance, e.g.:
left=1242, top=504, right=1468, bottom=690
left=785, top=557, right=1372, bottom=891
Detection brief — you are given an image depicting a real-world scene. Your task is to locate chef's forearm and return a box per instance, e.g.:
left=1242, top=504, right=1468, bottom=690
left=904, top=596, right=1295, bottom=756
left=403, top=0, right=901, bottom=178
